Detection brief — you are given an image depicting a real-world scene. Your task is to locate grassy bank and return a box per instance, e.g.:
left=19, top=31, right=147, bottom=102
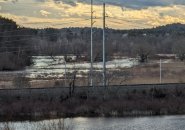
left=0, top=85, right=185, bottom=121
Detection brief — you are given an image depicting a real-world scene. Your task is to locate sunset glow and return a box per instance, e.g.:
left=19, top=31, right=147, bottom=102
left=1, top=0, right=185, bottom=29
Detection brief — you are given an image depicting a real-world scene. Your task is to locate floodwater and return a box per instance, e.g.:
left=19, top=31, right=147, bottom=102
left=1, top=116, right=185, bottom=130
left=25, top=56, right=138, bottom=79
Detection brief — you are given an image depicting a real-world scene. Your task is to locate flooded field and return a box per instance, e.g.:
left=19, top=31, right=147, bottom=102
left=25, top=56, right=138, bottom=79
left=0, top=56, right=184, bottom=88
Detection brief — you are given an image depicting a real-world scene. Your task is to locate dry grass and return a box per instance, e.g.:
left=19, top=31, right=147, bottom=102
left=0, top=61, right=185, bottom=88
left=1, top=86, right=185, bottom=120
left=128, top=62, right=185, bottom=84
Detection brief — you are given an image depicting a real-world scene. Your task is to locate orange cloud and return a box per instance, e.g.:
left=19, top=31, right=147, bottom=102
left=1, top=1, right=185, bottom=29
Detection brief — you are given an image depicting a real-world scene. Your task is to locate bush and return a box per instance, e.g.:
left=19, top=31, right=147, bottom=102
left=0, top=52, right=32, bottom=71
left=13, top=76, right=31, bottom=88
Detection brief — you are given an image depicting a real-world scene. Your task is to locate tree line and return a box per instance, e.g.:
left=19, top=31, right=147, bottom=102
left=1, top=16, right=185, bottom=70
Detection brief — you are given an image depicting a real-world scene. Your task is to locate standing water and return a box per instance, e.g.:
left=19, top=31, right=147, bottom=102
left=25, top=56, right=138, bottom=79
left=1, top=116, right=185, bottom=130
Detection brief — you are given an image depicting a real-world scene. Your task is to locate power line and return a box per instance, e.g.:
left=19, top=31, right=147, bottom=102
left=0, top=22, right=51, bottom=26
left=48, top=18, right=91, bottom=26
left=0, top=19, right=93, bottom=44
left=107, top=16, right=153, bottom=28
left=0, top=17, right=103, bottom=27
left=107, top=19, right=148, bottom=29
left=107, top=18, right=153, bottom=29
left=0, top=18, right=91, bottom=34
left=0, top=28, right=30, bottom=34
left=0, top=18, right=91, bottom=26
left=0, top=33, right=63, bottom=44
left=0, top=33, right=63, bottom=43
left=0, top=30, right=63, bottom=38
left=0, top=19, right=93, bottom=42
left=0, top=18, right=110, bottom=41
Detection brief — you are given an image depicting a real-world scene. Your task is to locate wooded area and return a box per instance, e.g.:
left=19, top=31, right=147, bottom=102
left=1, top=16, right=185, bottom=70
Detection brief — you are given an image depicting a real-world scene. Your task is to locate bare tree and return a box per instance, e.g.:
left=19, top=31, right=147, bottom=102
left=106, top=70, right=132, bottom=85
left=13, top=75, right=31, bottom=88
left=133, top=42, right=153, bottom=63
left=173, top=39, right=185, bottom=61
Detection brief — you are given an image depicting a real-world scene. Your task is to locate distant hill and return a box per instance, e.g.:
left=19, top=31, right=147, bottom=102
left=107, top=23, right=185, bottom=37
left=154, top=23, right=185, bottom=32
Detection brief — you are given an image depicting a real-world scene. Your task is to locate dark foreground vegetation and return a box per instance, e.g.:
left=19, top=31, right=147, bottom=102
left=0, top=84, right=185, bottom=121
left=0, top=16, right=33, bottom=70
left=1, top=16, right=185, bottom=70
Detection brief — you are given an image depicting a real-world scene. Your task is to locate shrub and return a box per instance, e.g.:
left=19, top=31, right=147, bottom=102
left=12, top=76, right=31, bottom=88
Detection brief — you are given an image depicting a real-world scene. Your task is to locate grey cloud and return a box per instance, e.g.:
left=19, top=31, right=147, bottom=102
left=31, top=0, right=185, bottom=9
left=94, top=0, right=185, bottom=9
left=53, top=0, right=77, bottom=6
left=34, top=0, right=47, bottom=2
left=53, top=0, right=185, bottom=9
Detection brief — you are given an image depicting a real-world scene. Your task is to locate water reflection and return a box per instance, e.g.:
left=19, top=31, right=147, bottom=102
left=1, top=116, right=185, bottom=130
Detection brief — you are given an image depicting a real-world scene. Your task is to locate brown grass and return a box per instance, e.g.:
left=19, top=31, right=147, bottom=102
left=0, top=61, right=185, bottom=88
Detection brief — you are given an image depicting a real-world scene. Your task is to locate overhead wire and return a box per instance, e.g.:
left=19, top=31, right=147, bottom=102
left=0, top=17, right=91, bottom=26
left=0, top=17, right=93, bottom=44
left=0, top=17, right=104, bottom=40
left=107, top=16, right=153, bottom=28
left=0, top=0, right=156, bottom=31
left=0, top=0, right=153, bottom=29
left=107, top=19, right=150, bottom=29
left=0, top=18, right=92, bottom=35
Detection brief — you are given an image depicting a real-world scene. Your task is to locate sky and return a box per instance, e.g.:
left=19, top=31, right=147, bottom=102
left=0, top=0, right=185, bottom=29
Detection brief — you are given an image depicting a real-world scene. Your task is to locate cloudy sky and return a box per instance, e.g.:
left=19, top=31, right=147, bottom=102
left=0, top=0, right=185, bottom=29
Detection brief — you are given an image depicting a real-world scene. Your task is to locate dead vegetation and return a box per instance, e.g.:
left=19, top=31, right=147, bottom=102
left=0, top=86, right=185, bottom=121
left=0, top=60, right=185, bottom=89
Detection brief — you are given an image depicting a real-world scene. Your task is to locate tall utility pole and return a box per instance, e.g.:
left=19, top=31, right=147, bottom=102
left=90, top=0, right=93, bottom=86
left=103, top=3, right=106, bottom=87
left=160, top=59, right=162, bottom=83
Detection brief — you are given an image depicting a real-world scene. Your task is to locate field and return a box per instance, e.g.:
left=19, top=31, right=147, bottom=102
left=125, top=61, right=185, bottom=84
left=0, top=56, right=184, bottom=89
